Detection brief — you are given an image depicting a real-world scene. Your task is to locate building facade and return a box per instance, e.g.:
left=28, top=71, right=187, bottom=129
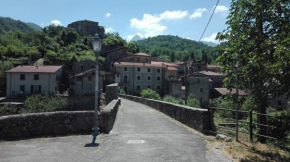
left=68, top=20, right=105, bottom=38
left=115, top=62, right=163, bottom=95
left=70, top=69, right=106, bottom=96
left=6, top=66, right=62, bottom=98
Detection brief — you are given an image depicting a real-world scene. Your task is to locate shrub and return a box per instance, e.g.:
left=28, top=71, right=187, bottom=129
left=0, top=104, right=18, bottom=116
left=140, top=89, right=161, bottom=100
left=20, top=94, right=67, bottom=114
left=163, top=95, right=184, bottom=105
left=118, top=87, right=125, bottom=94
left=187, top=95, right=200, bottom=108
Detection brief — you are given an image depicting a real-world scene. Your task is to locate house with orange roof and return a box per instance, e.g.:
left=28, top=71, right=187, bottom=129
left=6, top=65, right=62, bottom=98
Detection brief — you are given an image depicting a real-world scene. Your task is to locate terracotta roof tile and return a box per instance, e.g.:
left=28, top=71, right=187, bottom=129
left=6, top=66, right=62, bottom=73
left=214, top=88, right=247, bottom=96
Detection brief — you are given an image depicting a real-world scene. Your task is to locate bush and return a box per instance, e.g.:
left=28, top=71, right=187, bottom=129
left=140, top=89, right=161, bottom=100
left=0, top=104, right=18, bottom=116
left=20, top=94, right=67, bottom=114
left=163, top=95, right=184, bottom=105
left=187, top=95, right=200, bottom=108
left=118, top=87, right=125, bottom=94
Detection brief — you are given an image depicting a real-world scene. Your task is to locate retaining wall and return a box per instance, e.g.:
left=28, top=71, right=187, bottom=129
left=0, top=98, right=121, bottom=140
left=0, top=111, right=94, bottom=140
left=119, top=94, right=210, bottom=133
left=98, top=99, right=121, bottom=133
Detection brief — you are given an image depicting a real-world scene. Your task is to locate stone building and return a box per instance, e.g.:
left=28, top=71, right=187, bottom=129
left=6, top=65, right=62, bottom=98
left=72, top=60, right=97, bottom=75
left=68, top=20, right=105, bottom=38
left=99, top=47, right=128, bottom=71
left=70, top=69, right=107, bottom=96
left=185, top=72, right=211, bottom=107
left=198, top=71, right=226, bottom=89
left=183, top=60, right=207, bottom=74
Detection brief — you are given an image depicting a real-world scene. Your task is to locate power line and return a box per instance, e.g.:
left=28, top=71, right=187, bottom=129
left=199, top=0, right=220, bottom=42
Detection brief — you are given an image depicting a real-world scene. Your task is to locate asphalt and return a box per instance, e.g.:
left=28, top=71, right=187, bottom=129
left=0, top=98, right=233, bottom=162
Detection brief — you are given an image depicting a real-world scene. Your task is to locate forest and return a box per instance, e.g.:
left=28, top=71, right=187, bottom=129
left=135, top=35, right=218, bottom=63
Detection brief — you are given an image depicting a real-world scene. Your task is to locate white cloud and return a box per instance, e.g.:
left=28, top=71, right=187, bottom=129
left=186, top=37, right=193, bottom=40
left=105, top=13, right=111, bottom=18
left=130, top=14, right=167, bottom=38
left=190, top=8, right=208, bottom=19
left=51, top=20, right=62, bottom=26
left=214, top=5, right=228, bottom=13
left=160, top=10, right=188, bottom=20
left=202, top=33, right=220, bottom=44
left=105, top=27, right=115, bottom=33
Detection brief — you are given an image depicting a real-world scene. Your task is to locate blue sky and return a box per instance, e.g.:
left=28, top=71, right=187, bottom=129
left=0, top=0, right=231, bottom=43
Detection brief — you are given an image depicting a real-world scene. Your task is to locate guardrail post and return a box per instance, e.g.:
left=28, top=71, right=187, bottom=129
left=249, top=110, right=253, bottom=141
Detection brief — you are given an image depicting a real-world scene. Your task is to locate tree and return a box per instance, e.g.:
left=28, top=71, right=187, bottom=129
left=170, top=52, right=175, bottom=62
left=217, top=0, right=290, bottom=143
left=126, top=42, right=140, bottom=54
left=140, top=89, right=161, bottom=100
left=190, top=51, right=196, bottom=62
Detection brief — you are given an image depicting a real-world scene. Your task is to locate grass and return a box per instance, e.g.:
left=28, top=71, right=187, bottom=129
left=210, top=127, right=290, bottom=162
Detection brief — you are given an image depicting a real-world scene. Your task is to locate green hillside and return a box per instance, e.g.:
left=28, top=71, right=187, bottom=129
left=0, top=17, right=35, bottom=35
left=26, top=22, right=42, bottom=31
left=136, top=35, right=218, bottom=63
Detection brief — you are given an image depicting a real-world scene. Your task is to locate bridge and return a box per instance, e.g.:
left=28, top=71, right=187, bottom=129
left=0, top=98, right=232, bottom=162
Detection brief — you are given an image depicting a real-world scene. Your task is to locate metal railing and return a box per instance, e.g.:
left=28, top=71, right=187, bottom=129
left=208, top=107, right=288, bottom=142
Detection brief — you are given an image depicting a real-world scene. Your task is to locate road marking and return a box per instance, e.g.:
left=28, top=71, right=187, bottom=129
left=127, top=140, right=145, bottom=144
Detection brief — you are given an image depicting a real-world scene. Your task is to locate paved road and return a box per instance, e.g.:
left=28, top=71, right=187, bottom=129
left=0, top=98, right=232, bottom=162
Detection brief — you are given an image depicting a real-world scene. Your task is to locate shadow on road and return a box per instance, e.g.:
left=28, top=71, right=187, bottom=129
left=84, top=143, right=99, bottom=147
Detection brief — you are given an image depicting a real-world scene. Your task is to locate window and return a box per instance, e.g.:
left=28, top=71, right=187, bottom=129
left=124, top=76, right=128, bottom=83
left=148, top=68, right=151, bottom=72
left=20, top=74, right=25, bottom=80
left=137, top=85, right=140, bottom=90
left=77, top=77, right=83, bottom=81
left=157, top=86, right=160, bottom=90
left=147, top=85, right=151, bottom=89
left=124, top=67, right=127, bottom=71
left=137, top=76, right=141, bottom=80
left=34, top=74, right=39, bottom=80
left=157, top=76, right=160, bottom=81
left=198, top=66, right=201, bottom=70
left=56, top=75, right=58, bottom=81
left=116, top=74, right=120, bottom=77
left=148, top=76, right=151, bottom=80
left=137, top=68, right=140, bottom=72
left=197, top=78, right=200, bottom=83
left=200, top=88, right=203, bottom=92
left=20, top=85, right=25, bottom=92
left=88, top=76, right=92, bottom=81
left=278, top=100, right=282, bottom=106
left=200, top=98, right=203, bottom=104
left=157, top=69, right=161, bottom=73
left=111, top=64, right=114, bottom=67
left=81, top=65, right=85, bottom=70
left=137, top=58, right=140, bottom=62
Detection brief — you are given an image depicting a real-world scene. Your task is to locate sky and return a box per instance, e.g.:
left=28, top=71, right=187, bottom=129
left=0, top=0, right=232, bottom=43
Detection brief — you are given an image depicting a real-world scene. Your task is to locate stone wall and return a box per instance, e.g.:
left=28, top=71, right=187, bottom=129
left=0, top=111, right=94, bottom=140
left=105, top=83, right=118, bottom=105
left=119, top=94, right=211, bottom=133
left=65, top=96, right=95, bottom=110
left=98, top=99, right=121, bottom=133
